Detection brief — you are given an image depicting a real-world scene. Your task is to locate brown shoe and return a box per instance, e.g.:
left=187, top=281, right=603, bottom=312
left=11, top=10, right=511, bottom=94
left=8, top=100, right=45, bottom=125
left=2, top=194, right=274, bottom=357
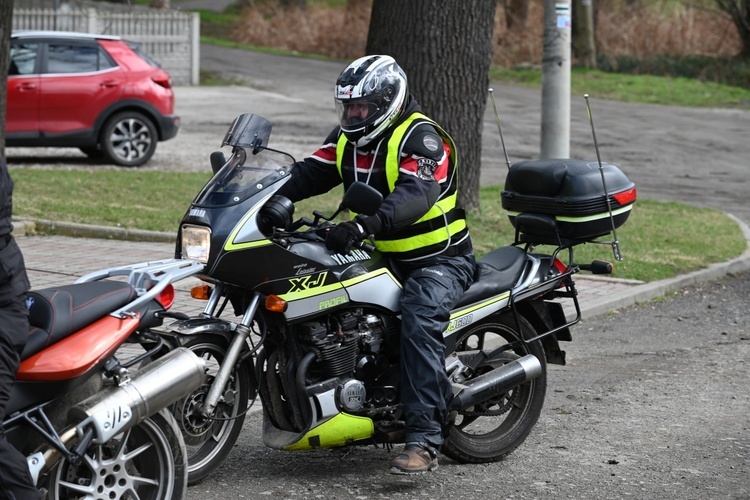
left=389, top=443, right=438, bottom=474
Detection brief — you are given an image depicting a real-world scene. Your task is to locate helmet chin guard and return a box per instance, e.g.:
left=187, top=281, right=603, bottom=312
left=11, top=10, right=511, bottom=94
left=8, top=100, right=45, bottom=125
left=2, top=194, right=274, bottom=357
left=334, top=55, right=408, bottom=147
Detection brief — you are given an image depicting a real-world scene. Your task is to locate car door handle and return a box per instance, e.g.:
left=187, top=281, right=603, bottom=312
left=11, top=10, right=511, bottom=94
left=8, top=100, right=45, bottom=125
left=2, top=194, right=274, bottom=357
left=100, top=80, right=120, bottom=88
left=17, top=83, right=37, bottom=91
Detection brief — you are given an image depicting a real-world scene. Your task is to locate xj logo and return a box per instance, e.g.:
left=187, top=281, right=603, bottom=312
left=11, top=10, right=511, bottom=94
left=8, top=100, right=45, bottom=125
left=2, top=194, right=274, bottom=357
left=289, top=272, right=328, bottom=292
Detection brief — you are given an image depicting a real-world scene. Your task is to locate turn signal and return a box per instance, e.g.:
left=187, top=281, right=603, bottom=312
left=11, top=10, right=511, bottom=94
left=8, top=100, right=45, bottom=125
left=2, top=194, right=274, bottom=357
left=265, top=294, right=288, bottom=313
left=191, top=284, right=212, bottom=300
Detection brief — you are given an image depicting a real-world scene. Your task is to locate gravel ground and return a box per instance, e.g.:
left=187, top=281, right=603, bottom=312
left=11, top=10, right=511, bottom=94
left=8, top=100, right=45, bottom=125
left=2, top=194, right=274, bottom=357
left=184, top=271, right=750, bottom=500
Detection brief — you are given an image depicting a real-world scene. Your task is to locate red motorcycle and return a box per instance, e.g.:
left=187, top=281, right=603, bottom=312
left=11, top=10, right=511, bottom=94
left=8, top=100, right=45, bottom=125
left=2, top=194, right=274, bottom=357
left=5, top=258, right=206, bottom=499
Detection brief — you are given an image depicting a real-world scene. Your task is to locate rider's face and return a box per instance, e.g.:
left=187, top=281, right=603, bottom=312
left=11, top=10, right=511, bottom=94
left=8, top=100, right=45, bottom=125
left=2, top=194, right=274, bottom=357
left=346, top=102, right=370, bottom=121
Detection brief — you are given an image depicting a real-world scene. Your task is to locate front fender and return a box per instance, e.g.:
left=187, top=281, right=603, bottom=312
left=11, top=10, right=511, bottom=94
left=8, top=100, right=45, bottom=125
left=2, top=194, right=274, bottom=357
left=166, top=317, right=236, bottom=345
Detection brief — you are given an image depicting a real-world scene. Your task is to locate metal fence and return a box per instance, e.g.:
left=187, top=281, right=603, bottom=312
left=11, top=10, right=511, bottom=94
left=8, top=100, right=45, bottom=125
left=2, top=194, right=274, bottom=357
left=12, top=4, right=200, bottom=85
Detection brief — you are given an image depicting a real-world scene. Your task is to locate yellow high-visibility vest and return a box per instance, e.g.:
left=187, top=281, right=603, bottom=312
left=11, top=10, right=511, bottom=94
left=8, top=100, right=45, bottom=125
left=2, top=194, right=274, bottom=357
left=336, top=113, right=466, bottom=256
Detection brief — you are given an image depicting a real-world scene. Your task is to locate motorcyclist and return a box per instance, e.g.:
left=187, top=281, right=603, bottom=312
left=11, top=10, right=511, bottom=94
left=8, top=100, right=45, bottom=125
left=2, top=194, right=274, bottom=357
left=275, top=55, right=477, bottom=474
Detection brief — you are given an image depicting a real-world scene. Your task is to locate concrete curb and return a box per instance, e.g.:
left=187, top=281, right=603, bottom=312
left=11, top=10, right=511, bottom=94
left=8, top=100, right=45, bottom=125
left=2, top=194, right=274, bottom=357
left=13, top=217, right=176, bottom=243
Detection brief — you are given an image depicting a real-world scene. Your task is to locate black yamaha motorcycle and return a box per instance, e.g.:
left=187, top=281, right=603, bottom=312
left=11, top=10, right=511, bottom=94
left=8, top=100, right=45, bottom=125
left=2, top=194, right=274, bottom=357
left=155, top=112, right=636, bottom=484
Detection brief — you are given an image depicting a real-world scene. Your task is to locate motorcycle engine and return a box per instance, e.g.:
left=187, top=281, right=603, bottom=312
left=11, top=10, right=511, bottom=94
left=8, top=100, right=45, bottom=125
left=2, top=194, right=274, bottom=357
left=297, top=309, right=389, bottom=411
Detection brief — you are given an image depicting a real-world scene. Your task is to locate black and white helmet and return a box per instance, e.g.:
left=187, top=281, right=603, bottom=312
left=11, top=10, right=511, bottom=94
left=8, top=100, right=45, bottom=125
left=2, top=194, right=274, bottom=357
left=334, top=55, right=408, bottom=147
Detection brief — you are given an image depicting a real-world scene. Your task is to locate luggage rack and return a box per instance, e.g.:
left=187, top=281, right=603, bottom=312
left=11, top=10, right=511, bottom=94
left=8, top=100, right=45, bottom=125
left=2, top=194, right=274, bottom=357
left=499, top=234, right=612, bottom=364
left=508, top=249, right=581, bottom=357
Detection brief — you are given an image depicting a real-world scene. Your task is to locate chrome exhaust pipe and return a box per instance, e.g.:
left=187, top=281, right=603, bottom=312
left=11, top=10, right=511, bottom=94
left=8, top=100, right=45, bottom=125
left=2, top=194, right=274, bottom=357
left=68, top=347, right=206, bottom=441
left=451, top=354, right=542, bottom=411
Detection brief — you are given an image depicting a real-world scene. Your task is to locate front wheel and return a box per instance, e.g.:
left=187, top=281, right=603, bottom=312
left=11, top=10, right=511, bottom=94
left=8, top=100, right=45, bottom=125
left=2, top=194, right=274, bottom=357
left=442, top=313, right=547, bottom=463
left=47, top=409, right=187, bottom=499
left=171, top=334, right=252, bottom=485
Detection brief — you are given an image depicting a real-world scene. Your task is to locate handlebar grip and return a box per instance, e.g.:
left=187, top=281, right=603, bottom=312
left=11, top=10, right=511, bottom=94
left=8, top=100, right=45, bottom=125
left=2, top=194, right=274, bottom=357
left=355, top=241, right=376, bottom=253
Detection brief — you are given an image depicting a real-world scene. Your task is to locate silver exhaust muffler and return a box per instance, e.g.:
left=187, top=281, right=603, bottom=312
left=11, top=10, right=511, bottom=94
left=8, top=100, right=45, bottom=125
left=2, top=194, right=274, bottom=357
left=68, top=347, right=206, bottom=442
left=451, top=354, right=542, bottom=411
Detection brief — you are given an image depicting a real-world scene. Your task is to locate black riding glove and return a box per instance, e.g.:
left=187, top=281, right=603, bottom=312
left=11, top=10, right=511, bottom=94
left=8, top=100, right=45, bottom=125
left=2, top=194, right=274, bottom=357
left=326, top=220, right=367, bottom=255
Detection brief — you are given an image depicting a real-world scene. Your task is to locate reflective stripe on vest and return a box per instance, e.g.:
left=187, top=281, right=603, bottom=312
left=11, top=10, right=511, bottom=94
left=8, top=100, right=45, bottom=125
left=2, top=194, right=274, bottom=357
left=335, top=113, right=466, bottom=255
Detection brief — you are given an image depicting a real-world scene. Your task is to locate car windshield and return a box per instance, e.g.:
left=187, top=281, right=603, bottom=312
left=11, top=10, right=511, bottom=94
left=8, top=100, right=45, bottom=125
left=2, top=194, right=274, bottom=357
left=192, top=114, right=295, bottom=207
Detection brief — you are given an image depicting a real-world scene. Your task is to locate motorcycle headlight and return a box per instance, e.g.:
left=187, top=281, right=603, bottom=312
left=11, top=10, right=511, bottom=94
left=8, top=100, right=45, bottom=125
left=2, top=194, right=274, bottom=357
left=181, top=225, right=211, bottom=263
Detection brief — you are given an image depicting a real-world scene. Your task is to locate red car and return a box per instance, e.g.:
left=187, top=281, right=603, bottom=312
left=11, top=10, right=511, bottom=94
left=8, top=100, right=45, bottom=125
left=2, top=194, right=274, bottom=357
left=7, top=30, right=180, bottom=167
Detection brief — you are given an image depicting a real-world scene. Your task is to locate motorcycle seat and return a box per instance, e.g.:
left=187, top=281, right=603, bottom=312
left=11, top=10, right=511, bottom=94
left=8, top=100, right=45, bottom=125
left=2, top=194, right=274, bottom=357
left=22, top=281, right=138, bottom=361
left=454, top=245, right=527, bottom=308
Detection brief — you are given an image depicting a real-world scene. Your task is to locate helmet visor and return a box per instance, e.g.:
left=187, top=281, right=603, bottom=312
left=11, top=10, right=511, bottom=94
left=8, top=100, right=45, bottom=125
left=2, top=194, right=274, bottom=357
left=336, top=99, right=381, bottom=132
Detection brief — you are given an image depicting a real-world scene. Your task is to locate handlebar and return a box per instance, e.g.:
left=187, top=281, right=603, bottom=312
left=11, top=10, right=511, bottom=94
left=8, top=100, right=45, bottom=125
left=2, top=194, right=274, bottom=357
left=274, top=217, right=377, bottom=255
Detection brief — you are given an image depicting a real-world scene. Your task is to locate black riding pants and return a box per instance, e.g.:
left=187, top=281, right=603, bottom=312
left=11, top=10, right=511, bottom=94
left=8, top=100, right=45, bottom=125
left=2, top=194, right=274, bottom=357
left=395, top=252, right=476, bottom=449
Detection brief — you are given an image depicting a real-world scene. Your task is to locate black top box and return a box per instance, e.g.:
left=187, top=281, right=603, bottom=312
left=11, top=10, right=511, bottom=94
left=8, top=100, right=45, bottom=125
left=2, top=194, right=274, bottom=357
left=501, top=159, right=636, bottom=245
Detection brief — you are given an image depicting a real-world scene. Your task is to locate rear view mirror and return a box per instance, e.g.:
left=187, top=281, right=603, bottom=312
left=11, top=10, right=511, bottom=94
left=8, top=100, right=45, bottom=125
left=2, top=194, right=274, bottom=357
left=342, top=181, right=383, bottom=216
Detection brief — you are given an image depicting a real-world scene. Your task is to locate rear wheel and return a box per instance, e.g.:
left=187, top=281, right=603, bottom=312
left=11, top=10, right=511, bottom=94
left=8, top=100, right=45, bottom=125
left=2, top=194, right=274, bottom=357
left=442, top=313, right=547, bottom=463
left=171, top=334, right=252, bottom=485
left=101, top=111, right=157, bottom=167
left=47, top=409, right=187, bottom=499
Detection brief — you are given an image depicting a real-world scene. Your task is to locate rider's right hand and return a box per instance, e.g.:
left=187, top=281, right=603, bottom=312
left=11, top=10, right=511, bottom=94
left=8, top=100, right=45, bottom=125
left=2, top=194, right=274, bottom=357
left=325, top=220, right=366, bottom=254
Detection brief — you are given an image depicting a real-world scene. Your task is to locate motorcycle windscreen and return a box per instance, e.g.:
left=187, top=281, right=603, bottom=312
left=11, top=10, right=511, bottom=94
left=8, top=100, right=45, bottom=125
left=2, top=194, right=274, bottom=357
left=222, top=113, right=272, bottom=150
left=194, top=114, right=295, bottom=208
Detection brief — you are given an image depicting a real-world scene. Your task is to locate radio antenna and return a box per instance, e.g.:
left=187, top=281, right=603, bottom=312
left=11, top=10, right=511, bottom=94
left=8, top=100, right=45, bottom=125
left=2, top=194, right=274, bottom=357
left=584, top=94, right=623, bottom=261
left=489, top=88, right=511, bottom=169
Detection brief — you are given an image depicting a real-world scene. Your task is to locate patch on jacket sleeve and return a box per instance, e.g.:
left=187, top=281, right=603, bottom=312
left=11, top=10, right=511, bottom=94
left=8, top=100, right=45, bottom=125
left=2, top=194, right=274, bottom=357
left=417, top=157, right=438, bottom=180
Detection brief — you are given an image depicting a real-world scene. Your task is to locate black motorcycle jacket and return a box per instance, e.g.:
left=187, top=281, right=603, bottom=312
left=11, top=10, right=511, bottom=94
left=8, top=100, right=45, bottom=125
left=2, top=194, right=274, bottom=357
left=278, top=96, right=471, bottom=260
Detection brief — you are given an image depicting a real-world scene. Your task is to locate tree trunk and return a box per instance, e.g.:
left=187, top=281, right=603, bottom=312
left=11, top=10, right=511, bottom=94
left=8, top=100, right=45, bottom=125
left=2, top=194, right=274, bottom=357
left=366, top=0, right=497, bottom=213
left=572, top=0, right=597, bottom=68
left=715, top=0, right=750, bottom=57
left=0, top=0, right=13, bottom=157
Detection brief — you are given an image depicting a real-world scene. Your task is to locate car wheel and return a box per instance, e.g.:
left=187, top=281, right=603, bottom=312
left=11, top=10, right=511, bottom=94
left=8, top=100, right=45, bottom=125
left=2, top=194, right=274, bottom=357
left=101, top=111, right=158, bottom=167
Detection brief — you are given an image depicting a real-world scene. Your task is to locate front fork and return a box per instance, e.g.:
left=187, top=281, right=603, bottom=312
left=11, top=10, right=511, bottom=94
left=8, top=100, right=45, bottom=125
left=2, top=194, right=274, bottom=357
left=200, top=288, right=261, bottom=418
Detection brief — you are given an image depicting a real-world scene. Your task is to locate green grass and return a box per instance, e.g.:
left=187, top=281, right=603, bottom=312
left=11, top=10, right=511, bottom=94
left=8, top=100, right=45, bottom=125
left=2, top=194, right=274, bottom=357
left=490, top=67, right=750, bottom=109
left=10, top=170, right=211, bottom=232
left=10, top=169, right=746, bottom=283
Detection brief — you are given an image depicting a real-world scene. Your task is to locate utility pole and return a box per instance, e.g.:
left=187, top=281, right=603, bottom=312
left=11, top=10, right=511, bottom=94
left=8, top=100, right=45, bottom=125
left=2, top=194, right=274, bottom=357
left=541, top=0, right=571, bottom=159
